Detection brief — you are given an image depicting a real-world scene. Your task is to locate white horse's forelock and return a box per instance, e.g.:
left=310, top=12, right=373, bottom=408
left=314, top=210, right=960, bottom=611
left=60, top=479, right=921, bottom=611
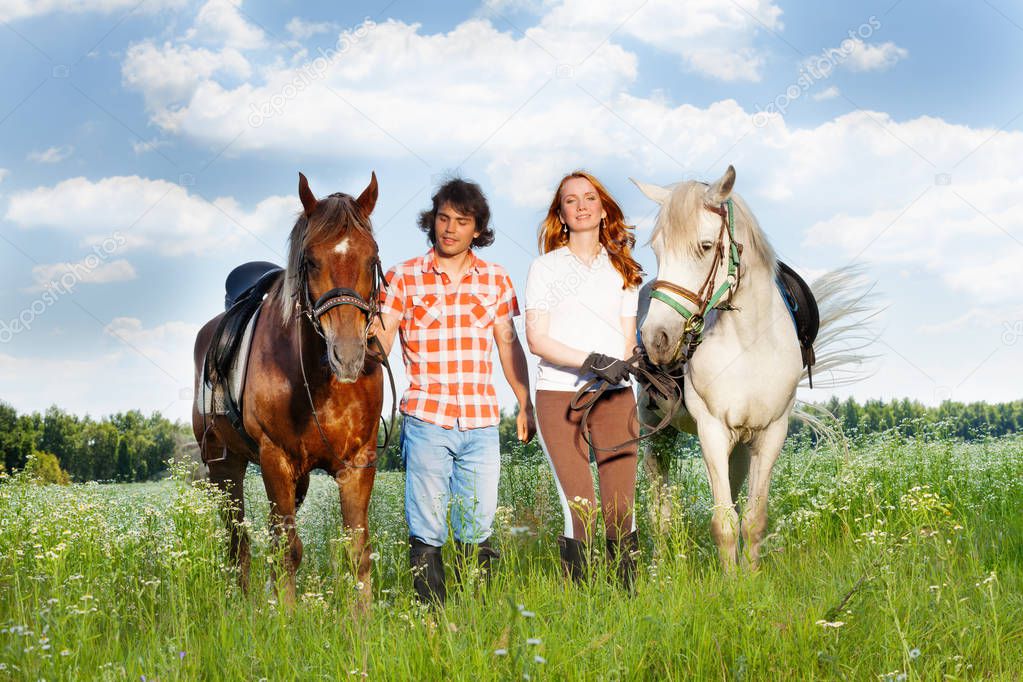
left=650, top=181, right=777, bottom=271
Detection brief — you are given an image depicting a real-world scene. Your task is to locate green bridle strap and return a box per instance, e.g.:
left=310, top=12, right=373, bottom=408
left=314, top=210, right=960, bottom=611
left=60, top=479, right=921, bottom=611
left=650, top=288, right=695, bottom=320
left=648, top=198, right=741, bottom=355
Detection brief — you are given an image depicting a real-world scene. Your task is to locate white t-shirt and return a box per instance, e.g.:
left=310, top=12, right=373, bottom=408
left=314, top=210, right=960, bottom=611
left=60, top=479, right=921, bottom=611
left=525, top=245, right=639, bottom=392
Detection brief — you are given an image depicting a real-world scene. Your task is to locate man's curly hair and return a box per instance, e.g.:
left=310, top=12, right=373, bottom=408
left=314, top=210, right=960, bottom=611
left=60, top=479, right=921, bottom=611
left=417, top=177, right=495, bottom=248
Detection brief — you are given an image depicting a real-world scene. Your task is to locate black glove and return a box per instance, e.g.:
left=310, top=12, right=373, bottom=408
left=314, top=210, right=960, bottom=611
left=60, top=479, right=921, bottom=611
left=582, top=352, right=630, bottom=384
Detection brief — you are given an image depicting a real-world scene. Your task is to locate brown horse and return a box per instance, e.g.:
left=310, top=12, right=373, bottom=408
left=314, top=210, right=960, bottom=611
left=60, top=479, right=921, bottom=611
left=191, top=172, right=383, bottom=607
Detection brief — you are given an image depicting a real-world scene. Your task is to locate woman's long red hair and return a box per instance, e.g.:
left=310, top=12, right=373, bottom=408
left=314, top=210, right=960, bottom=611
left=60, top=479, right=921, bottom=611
left=538, top=171, right=643, bottom=289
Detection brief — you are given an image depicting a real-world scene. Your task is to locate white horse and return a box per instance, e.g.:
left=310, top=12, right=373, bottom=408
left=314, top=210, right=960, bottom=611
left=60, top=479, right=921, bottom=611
left=633, top=165, right=874, bottom=571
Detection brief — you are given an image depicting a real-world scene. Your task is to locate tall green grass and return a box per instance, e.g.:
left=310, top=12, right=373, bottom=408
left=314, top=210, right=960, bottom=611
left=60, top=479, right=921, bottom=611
left=1, top=432, right=1020, bottom=679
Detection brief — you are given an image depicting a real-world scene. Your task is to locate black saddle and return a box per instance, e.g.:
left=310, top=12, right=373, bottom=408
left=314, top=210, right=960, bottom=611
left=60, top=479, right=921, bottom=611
left=775, top=260, right=820, bottom=374
left=225, top=261, right=283, bottom=310
left=203, top=261, right=284, bottom=452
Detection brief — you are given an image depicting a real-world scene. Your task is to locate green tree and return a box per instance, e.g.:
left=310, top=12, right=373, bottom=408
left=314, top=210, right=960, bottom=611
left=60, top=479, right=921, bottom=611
left=23, top=450, right=70, bottom=485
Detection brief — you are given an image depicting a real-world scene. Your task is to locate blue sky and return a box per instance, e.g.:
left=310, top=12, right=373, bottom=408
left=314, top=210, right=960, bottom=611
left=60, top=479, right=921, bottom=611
left=1, top=0, right=1022, bottom=422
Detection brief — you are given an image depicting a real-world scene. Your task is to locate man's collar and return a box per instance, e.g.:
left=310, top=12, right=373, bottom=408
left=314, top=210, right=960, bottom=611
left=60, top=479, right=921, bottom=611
left=421, top=247, right=480, bottom=274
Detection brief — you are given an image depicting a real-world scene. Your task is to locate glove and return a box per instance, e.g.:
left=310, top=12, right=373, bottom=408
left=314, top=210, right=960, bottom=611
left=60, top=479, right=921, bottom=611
left=582, top=352, right=630, bottom=384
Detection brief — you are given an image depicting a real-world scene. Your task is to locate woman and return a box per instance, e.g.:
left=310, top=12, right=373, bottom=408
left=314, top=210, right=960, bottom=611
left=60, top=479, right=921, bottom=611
left=524, top=171, right=643, bottom=589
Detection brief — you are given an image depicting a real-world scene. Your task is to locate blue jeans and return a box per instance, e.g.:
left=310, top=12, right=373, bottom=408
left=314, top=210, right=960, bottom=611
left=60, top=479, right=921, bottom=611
left=401, top=416, right=501, bottom=547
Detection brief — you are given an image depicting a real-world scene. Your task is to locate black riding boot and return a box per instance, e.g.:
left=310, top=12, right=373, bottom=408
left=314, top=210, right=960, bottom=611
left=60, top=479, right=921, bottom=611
left=409, top=537, right=446, bottom=605
left=453, top=538, right=501, bottom=588
left=556, top=535, right=588, bottom=583
left=607, top=530, right=639, bottom=593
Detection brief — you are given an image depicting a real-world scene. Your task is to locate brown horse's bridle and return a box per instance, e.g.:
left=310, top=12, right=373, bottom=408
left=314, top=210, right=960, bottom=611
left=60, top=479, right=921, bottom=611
left=647, top=198, right=742, bottom=365
left=297, top=241, right=398, bottom=464
left=300, top=255, right=386, bottom=344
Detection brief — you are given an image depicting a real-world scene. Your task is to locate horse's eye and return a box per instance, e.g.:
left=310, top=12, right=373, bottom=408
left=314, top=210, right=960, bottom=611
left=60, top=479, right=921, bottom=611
left=700, top=241, right=714, bottom=252
left=305, top=260, right=319, bottom=272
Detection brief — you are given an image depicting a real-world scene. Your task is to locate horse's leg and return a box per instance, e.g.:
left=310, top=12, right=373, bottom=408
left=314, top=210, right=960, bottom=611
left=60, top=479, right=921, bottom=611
left=295, top=472, right=311, bottom=512
left=259, top=442, right=301, bottom=608
left=336, top=456, right=375, bottom=612
left=638, top=388, right=674, bottom=536
left=728, top=443, right=751, bottom=515
left=642, top=437, right=673, bottom=536
left=741, top=419, right=788, bottom=571
left=208, top=450, right=251, bottom=593
left=698, top=422, right=739, bottom=571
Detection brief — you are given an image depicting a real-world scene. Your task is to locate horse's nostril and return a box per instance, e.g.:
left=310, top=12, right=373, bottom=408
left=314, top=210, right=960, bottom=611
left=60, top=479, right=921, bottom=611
left=656, top=329, right=669, bottom=352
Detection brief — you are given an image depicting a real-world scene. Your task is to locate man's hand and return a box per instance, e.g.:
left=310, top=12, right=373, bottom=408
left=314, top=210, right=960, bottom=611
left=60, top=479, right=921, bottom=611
left=517, top=403, right=536, bottom=443
left=582, top=352, right=630, bottom=384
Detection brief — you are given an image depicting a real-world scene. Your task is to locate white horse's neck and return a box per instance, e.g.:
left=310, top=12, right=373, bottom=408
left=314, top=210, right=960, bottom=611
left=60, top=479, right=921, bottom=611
left=689, top=254, right=801, bottom=429
left=701, top=255, right=776, bottom=347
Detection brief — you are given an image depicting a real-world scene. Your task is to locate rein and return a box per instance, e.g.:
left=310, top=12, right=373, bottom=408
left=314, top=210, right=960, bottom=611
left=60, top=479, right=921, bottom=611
left=569, top=348, right=685, bottom=453
left=297, top=255, right=398, bottom=468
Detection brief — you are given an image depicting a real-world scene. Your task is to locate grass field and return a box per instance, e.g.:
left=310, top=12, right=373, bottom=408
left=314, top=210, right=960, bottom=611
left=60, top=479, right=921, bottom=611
left=1, top=431, right=1021, bottom=680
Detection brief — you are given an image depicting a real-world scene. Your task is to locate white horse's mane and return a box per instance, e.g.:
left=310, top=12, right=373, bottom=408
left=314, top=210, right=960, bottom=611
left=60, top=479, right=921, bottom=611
left=650, top=181, right=777, bottom=271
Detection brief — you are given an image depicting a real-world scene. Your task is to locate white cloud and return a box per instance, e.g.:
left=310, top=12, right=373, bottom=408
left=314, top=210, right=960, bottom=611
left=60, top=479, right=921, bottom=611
left=0, top=168, right=8, bottom=183
left=28, top=258, right=136, bottom=292
left=812, top=85, right=840, bottom=101
left=4, top=175, right=296, bottom=257
left=285, top=17, right=338, bottom=40
left=111, top=2, right=1023, bottom=316
left=184, top=0, right=266, bottom=50
left=121, top=41, right=252, bottom=125
left=0, top=0, right=186, bottom=22
left=27, top=145, right=74, bottom=163
left=840, top=38, right=908, bottom=72
left=132, top=138, right=170, bottom=154
left=532, top=0, right=782, bottom=82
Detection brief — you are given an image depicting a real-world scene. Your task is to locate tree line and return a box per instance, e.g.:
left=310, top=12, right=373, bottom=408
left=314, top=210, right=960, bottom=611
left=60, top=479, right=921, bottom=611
left=788, top=396, right=1023, bottom=441
left=2, top=396, right=1020, bottom=482
left=0, top=402, right=189, bottom=482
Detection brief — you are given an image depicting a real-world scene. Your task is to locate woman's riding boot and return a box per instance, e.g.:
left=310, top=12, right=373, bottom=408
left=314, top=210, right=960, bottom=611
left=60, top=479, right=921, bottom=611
left=607, top=530, right=639, bottom=593
left=409, top=537, right=446, bottom=605
left=556, top=535, right=588, bottom=583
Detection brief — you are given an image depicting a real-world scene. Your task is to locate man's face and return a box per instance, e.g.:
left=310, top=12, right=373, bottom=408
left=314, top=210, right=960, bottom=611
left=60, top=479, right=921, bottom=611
left=433, top=201, right=480, bottom=258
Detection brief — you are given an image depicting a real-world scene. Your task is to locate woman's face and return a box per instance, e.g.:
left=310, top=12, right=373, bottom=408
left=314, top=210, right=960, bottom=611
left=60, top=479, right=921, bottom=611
left=558, top=177, right=606, bottom=234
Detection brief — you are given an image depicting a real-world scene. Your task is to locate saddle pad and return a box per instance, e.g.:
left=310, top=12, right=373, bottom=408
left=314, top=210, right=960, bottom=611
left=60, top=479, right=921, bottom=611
left=775, top=261, right=820, bottom=350
left=196, top=304, right=261, bottom=416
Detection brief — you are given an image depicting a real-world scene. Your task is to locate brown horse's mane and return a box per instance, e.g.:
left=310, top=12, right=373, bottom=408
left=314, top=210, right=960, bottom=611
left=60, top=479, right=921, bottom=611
left=274, top=193, right=373, bottom=326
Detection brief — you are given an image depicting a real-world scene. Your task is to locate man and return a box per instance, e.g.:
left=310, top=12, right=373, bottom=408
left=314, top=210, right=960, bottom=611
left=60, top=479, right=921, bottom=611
left=374, top=177, right=535, bottom=604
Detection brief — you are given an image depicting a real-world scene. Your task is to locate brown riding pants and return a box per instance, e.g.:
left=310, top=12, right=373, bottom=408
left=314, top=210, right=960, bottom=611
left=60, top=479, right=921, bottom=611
left=535, top=388, right=639, bottom=543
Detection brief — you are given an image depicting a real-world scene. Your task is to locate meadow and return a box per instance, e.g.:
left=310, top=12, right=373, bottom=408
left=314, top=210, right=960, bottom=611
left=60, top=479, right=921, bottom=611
left=0, top=430, right=1020, bottom=680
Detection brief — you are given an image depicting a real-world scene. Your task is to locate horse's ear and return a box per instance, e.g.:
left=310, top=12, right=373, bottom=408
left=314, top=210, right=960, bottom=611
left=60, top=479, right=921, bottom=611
left=356, top=171, right=378, bottom=218
left=631, top=178, right=671, bottom=206
left=298, top=172, right=317, bottom=217
left=705, top=165, right=736, bottom=205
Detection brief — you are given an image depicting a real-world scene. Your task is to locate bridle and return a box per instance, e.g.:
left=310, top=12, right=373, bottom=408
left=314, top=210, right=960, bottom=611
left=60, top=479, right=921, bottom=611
left=647, top=197, right=742, bottom=365
left=300, top=255, right=387, bottom=342
left=294, top=211, right=398, bottom=465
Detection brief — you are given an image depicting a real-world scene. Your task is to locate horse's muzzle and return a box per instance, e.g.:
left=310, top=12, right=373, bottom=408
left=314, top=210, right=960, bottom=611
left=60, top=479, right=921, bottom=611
left=327, top=337, right=366, bottom=383
left=641, top=324, right=680, bottom=366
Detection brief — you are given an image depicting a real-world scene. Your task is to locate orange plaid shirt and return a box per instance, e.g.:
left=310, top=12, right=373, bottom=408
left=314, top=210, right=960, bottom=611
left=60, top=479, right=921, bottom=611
left=380, top=249, right=519, bottom=430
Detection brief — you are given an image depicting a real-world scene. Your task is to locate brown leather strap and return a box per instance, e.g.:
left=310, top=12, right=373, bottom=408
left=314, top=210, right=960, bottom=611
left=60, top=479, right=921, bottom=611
left=569, top=349, right=683, bottom=453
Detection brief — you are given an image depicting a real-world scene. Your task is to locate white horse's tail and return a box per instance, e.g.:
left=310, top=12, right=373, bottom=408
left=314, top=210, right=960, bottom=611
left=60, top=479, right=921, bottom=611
left=791, top=265, right=882, bottom=449
left=803, top=264, right=881, bottom=390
